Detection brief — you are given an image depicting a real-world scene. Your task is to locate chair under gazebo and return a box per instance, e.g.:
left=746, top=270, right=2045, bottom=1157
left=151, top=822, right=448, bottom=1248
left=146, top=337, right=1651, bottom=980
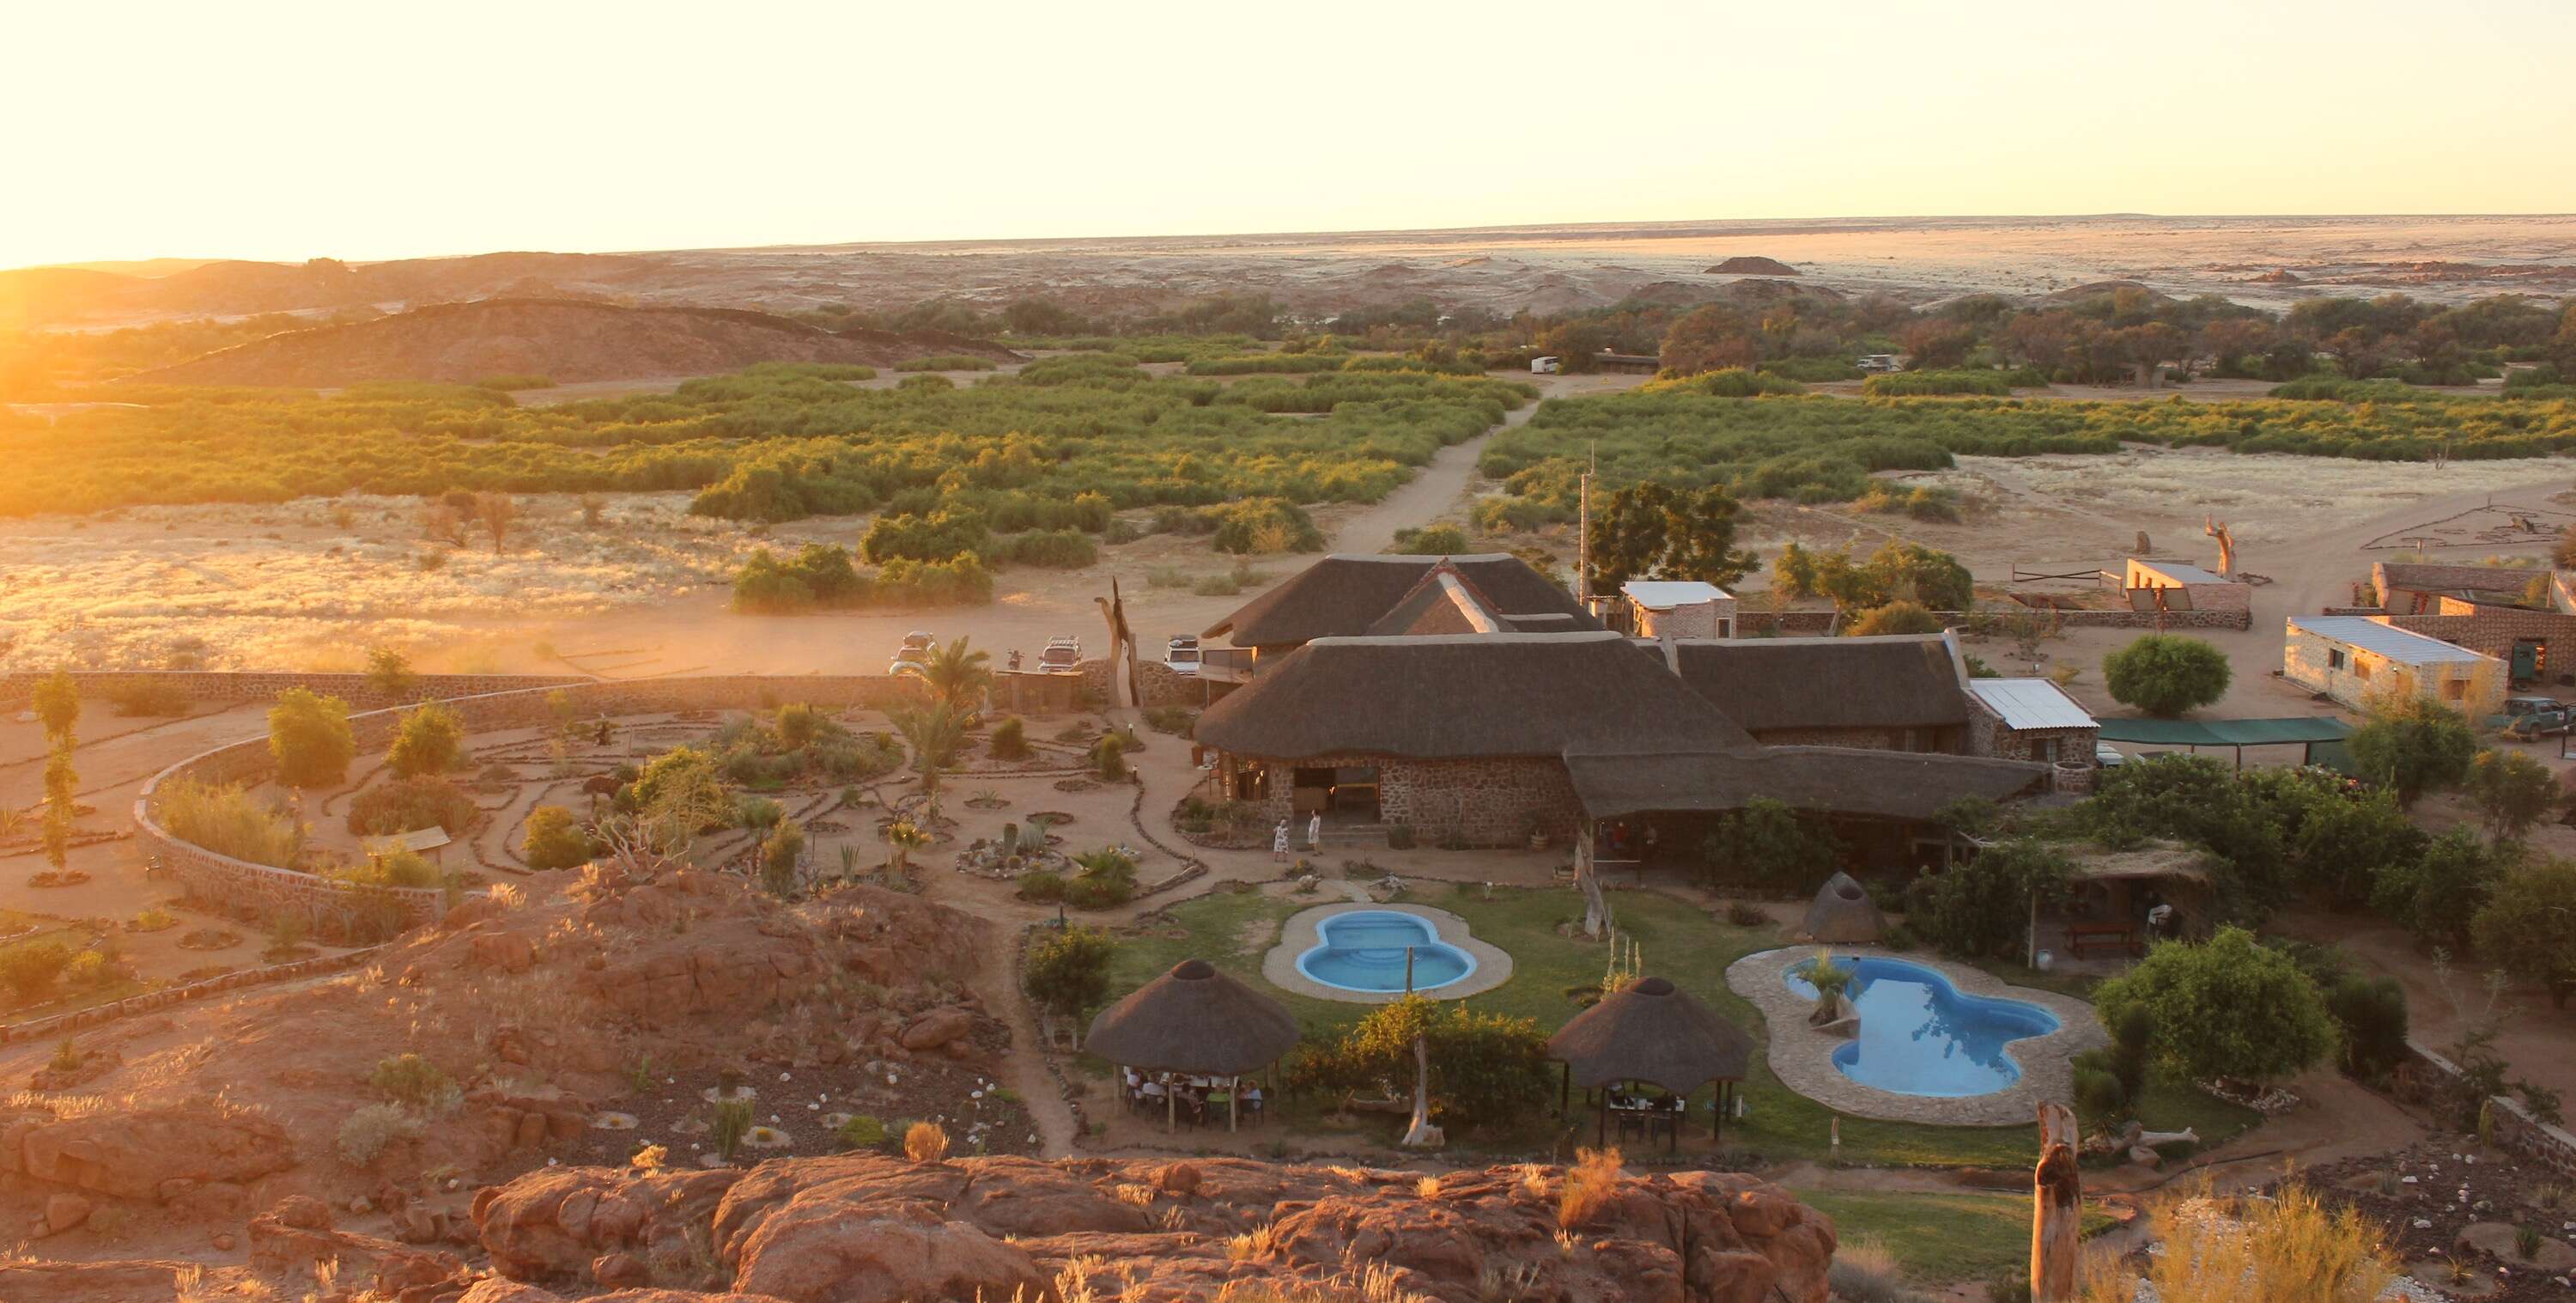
left=1547, top=976, right=1753, bottom=1152
left=1801, top=871, right=1887, bottom=944
left=1083, top=959, right=1300, bottom=1133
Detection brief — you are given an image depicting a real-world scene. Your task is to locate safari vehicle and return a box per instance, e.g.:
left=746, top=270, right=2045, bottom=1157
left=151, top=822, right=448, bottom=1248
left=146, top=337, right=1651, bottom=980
left=1166, top=635, right=1201, bottom=675
left=1038, top=636, right=1083, bottom=674
left=890, top=631, right=936, bottom=677
left=2503, top=706, right=2573, bottom=740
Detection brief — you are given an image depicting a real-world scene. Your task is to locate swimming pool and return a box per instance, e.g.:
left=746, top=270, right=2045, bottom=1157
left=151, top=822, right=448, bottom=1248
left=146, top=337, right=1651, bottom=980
left=1296, top=910, right=1478, bottom=994
left=1784, top=955, right=2062, bottom=1098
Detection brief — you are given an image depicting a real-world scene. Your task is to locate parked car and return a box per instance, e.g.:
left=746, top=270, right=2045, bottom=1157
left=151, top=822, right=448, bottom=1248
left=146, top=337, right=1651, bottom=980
left=890, top=630, right=936, bottom=677
left=2503, top=695, right=2561, bottom=718
left=1166, top=635, right=1201, bottom=675
left=2504, top=707, right=2573, bottom=740
left=2093, top=741, right=2126, bottom=769
left=1038, top=636, right=1082, bottom=674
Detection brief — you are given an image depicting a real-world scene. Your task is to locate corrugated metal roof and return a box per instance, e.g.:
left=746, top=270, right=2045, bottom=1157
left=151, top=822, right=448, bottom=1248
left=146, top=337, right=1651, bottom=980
left=1966, top=678, right=2096, bottom=731
left=2291, top=616, right=2498, bottom=667
left=1621, top=581, right=1729, bottom=608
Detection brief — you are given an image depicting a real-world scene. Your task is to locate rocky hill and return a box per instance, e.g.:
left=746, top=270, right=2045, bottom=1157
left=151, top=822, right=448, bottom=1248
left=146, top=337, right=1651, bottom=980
left=0, top=863, right=1844, bottom=1303
left=1705, top=256, right=1800, bottom=277
left=125, top=298, right=1018, bottom=387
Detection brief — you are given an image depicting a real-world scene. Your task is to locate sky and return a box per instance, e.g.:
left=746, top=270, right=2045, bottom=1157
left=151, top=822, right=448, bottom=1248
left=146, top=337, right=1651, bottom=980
left=9, top=0, right=2574, bottom=270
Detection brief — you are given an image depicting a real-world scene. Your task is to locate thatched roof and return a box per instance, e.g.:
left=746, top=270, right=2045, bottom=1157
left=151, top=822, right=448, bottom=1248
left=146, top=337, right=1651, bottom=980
left=1563, top=746, right=2049, bottom=821
left=1204, top=554, right=1593, bottom=647
left=1082, top=959, right=1300, bottom=1075
left=1802, top=872, right=1887, bottom=943
left=2068, top=838, right=2211, bottom=883
left=1194, top=632, right=1756, bottom=760
left=1546, top=976, right=1753, bottom=1091
left=1669, top=635, right=1968, bottom=733
left=1364, top=563, right=1508, bottom=636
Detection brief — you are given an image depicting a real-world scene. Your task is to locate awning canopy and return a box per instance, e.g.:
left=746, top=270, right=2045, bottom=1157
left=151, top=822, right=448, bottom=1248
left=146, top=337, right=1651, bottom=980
left=2093, top=716, right=2354, bottom=747
left=1564, top=747, right=2050, bottom=822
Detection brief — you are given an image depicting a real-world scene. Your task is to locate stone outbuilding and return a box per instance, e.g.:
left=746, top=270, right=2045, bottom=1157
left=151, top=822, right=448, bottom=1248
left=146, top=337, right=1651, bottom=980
left=2124, top=558, right=2251, bottom=615
left=2284, top=615, right=2506, bottom=717
left=1619, top=581, right=1737, bottom=638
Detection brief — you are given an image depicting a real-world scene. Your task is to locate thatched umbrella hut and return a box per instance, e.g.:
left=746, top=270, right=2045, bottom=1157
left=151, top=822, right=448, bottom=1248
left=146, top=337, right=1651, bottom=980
left=1084, top=959, right=1300, bottom=1133
left=1547, top=977, right=1753, bottom=1150
left=1801, top=872, right=1886, bottom=944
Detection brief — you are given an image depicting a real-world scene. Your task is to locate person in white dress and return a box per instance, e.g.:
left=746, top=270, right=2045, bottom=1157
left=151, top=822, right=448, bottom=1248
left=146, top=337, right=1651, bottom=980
left=1273, top=820, right=1291, bottom=862
left=1307, top=812, right=1322, bottom=851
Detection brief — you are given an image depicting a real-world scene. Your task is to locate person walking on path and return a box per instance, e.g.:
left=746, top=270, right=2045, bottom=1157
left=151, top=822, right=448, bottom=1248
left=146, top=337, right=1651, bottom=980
left=1273, top=819, right=1291, bottom=863
left=1307, top=811, right=1322, bottom=852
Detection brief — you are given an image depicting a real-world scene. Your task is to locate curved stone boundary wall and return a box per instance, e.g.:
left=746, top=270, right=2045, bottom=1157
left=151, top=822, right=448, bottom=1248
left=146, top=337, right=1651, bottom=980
left=0, top=670, right=591, bottom=711
left=135, top=674, right=935, bottom=933
left=0, top=946, right=385, bottom=1045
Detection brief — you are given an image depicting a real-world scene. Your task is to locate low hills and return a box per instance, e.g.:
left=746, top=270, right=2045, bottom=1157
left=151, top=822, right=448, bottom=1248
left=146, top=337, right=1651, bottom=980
left=125, top=298, right=1018, bottom=387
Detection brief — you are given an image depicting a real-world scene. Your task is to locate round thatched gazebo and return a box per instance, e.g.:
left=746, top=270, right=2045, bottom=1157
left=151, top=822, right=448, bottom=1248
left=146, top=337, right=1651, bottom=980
left=1801, top=871, right=1886, bottom=945
left=1547, top=976, right=1753, bottom=1150
left=1083, top=959, right=1301, bottom=1132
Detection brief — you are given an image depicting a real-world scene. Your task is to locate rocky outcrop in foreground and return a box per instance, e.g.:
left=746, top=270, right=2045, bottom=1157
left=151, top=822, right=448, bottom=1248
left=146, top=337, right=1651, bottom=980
left=471, top=1154, right=1836, bottom=1303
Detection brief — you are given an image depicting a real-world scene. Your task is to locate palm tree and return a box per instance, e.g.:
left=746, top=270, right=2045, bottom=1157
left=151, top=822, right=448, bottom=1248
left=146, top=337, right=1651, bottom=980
left=892, top=703, right=968, bottom=822
left=922, top=636, right=993, bottom=715
left=884, top=819, right=928, bottom=886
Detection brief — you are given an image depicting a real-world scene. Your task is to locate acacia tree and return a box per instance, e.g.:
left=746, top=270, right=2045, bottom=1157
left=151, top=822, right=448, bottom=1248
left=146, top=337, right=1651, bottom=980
left=473, top=491, right=518, bottom=552
left=2465, top=749, right=2556, bottom=840
left=2347, top=693, right=2478, bottom=807
left=2471, top=857, right=2576, bottom=1009
left=1024, top=925, right=1115, bottom=1027
left=1584, top=483, right=1757, bottom=592
left=2102, top=635, right=2231, bottom=717
left=2093, top=927, right=2336, bottom=1083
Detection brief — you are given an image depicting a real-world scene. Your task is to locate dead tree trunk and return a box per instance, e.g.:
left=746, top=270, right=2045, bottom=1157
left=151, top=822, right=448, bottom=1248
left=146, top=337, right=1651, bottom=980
left=2032, top=1100, right=2081, bottom=1301
left=1399, top=1033, right=1443, bottom=1148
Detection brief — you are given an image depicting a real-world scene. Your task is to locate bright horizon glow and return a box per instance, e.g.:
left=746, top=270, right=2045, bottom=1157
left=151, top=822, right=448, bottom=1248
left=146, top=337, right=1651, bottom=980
left=9, top=0, right=2574, bottom=271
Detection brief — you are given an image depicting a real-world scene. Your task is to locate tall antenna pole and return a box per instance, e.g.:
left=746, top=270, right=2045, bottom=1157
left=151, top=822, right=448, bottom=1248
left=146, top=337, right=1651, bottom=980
left=1577, top=441, right=1595, bottom=606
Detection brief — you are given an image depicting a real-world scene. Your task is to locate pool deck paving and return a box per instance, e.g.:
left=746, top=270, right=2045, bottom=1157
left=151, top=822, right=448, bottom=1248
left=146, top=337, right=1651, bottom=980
left=1262, top=901, right=1515, bottom=1004
left=1726, top=946, right=2106, bottom=1127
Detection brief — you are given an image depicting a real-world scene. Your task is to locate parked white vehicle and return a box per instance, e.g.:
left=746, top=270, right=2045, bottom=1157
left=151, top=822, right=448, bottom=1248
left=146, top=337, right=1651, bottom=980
left=1038, top=636, right=1082, bottom=674
left=890, top=630, right=936, bottom=677
left=1166, top=635, right=1201, bottom=675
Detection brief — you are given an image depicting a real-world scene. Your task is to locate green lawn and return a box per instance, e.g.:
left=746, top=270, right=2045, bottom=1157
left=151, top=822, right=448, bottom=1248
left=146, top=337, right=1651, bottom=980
left=1101, top=882, right=2261, bottom=1166
left=1795, top=1188, right=2117, bottom=1285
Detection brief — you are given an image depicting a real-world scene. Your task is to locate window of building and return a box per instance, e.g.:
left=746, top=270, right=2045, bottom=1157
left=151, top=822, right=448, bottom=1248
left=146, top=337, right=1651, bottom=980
left=2327, top=648, right=2348, bottom=671
left=2442, top=679, right=2467, bottom=702
left=2033, top=737, right=2061, bottom=763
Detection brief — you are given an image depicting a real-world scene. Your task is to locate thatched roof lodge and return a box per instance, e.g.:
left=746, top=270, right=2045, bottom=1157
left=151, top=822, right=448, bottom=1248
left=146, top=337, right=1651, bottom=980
left=1191, top=555, right=2090, bottom=874
left=1547, top=976, right=1755, bottom=1147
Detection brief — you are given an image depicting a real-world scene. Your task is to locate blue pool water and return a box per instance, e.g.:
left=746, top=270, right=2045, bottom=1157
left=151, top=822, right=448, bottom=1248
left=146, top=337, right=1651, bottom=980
left=1297, top=910, right=1477, bottom=993
left=1785, top=956, right=2061, bottom=1098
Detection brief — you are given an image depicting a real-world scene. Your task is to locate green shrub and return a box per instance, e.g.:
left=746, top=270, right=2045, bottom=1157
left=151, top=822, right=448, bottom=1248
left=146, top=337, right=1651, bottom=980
left=1285, top=994, right=1551, bottom=1131
left=2348, top=695, right=2479, bottom=806
left=1024, top=924, right=1115, bottom=1018
left=338, top=1102, right=422, bottom=1166
left=0, top=941, right=74, bottom=1001
left=521, top=805, right=592, bottom=871
left=160, top=778, right=301, bottom=867
left=1862, top=368, right=2015, bottom=397
left=1210, top=499, right=1326, bottom=555
left=988, top=716, right=1030, bottom=760
left=370, top=1053, right=459, bottom=1111
left=2325, top=974, right=2409, bottom=1078
left=836, top=1114, right=888, bottom=1149
left=348, top=775, right=477, bottom=838
left=1908, top=840, right=2074, bottom=960
left=1386, top=524, right=1471, bottom=554
left=892, top=355, right=999, bottom=372
left=2094, top=927, right=2336, bottom=1082
left=992, top=528, right=1098, bottom=569
left=1141, top=706, right=1195, bottom=735
left=1091, top=734, right=1127, bottom=780
left=2102, top=635, right=2231, bottom=716
left=386, top=702, right=467, bottom=778
left=268, top=687, right=356, bottom=788
left=473, top=374, right=555, bottom=392
left=1018, top=870, right=1066, bottom=903
left=107, top=679, right=192, bottom=716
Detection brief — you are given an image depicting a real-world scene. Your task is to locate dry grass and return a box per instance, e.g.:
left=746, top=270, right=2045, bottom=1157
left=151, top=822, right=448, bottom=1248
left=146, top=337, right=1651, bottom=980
left=903, top=1119, right=950, bottom=1163
left=2081, top=1180, right=2396, bottom=1303
left=1111, top=1182, right=1156, bottom=1209
left=1228, top=1219, right=1286, bottom=1261
left=1827, top=1235, right=1924, bottom=1303
left=1415, top=1175, right=1441, bottom=1199
left=1556, top=1147, right=1622, bottom=1229
left=1212, top=1260, right=1434, bottom=1303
